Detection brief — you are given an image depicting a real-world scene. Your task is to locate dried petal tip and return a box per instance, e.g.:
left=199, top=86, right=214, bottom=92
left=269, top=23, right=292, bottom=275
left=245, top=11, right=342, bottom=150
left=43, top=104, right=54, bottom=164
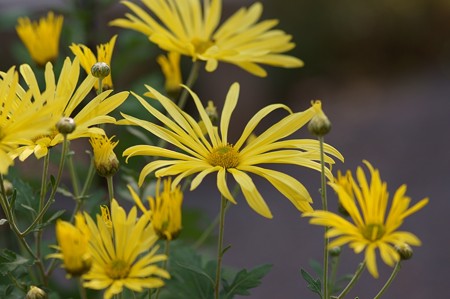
left=56, top=117, right=76, bottom=135
left=91, top=62, right=110, bottom=79
left=26, top=286, right=47, bottom=299
left=308, top=100, right=331, bottom=136
left=395, top=243, right=413, bottom=260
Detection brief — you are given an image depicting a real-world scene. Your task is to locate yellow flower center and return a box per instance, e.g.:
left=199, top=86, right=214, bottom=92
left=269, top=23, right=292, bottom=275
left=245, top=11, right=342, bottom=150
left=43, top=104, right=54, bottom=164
left=362, top=223, right=385, bottom=241
left=208, top=145, right=240, bottom=169
left=191, top=38, right=214, bottom=54
left=105, top=259, right=130, bottom=279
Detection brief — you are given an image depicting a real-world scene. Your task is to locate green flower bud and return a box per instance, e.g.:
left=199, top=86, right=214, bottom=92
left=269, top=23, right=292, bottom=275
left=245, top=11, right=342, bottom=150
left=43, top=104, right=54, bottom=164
left=91, top=62, right=110, bottom=79
left=26, top=286, right=47, bottom=299
left=2, top=179, right=13, bottom=196
left=56, top=117, right=76, bottom=135
left=329, top=246, right=342, bottom=257
left=395, top=243, right=413, bottom=260
left=308, top=113, right=331, bottom=136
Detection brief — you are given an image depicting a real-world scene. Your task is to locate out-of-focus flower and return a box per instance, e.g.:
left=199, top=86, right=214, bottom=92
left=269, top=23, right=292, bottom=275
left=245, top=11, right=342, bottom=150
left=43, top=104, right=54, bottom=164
left=48, top=214, right=92, bottom=277
left=157, top=52, right=182, bottom=95
left=0, top=66, right=57, bottom=174
left=110, top=0, right=303, bottom=77
left=70, top=35, right=117, bottom=90
left=305, top=161, right=429, bottom=278
left=82, top=199, right=169, bottom=299
left=8, top=57, right=129, bottom=161
left=25, top=286, right=47, bottom=299
left=90, top=134, right=120, bottom=177
left=122, top=82, right=343, bottom=218
left=16, top=11, right=63, bottom=66
left=129, top=178, right=183, bottom=240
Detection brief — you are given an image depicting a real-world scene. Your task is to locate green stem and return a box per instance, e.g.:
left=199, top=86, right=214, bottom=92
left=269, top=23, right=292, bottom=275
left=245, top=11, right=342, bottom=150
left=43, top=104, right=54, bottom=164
left=330, top=253, right=341, bottom=296
left=155, top=239, right=171, bottom=299
left=97, top=78, right=103, bottom=95
left=67, top=151, right=81, bottom=199
left=373, top=262, right=401, bottom=299
left=214, top=195, right=228, bottom=299
left=319, top=136, right=329, bottom=299
left=336, top=262, right=366, bottom=299
left=176, top=60, right=201, bottom=110
left=79, top=277, right=88, bottom=299
left=106, top=175, right=114, bottom=204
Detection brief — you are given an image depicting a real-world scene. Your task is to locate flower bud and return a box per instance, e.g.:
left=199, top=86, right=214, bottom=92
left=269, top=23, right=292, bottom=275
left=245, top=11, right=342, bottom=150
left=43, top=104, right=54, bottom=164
left=395, top=243, right=413, bottom=260
left=205, top=101, right=218, bottom=125
left=308, top=100, right=331, bottom=136
left=56, top=117, right=76, bottom=135
left=89, top=135, right=119, bottom=177
left=2, top=179, right=13, bottom=196
left=329, top=246, right=342, bottom=257
left=91, top=62, right=110, bottom=79
left=26, top=286, right=47, bottom=299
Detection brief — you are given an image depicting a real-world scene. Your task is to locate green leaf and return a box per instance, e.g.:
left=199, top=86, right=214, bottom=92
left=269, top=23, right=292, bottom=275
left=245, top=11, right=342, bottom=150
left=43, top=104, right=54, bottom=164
left=35, top=210, right=66, bottom=231
left=0, top=249, right=33, bottom=275
left=300, top=268, right=322, bottom=297
left=222, top=264, right=272, bottom=298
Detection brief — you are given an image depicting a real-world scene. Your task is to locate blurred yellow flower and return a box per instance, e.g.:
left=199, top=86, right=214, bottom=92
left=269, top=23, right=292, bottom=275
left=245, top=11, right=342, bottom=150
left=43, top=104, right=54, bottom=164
left=16, top=11, right=63, bottom=66
left=70, top=35, right=118, bottom=90
left=129, top=178, right=183, bottom=240
left=305, top=161, right=429, bottom=278
left=9, top=57, right=129, bottom=161
left=122, top=83, right=343, bottom=218
left=82, top=199, right=169, bottom=299
left=48, top=214, right=92, bottom=277
left=0, top=65, right=57, bottom=174
left=110, top=0, right=303, bottom=77
left=90, top=134, right=120, bottom=177
left=157, top=52, right=182, bottom=95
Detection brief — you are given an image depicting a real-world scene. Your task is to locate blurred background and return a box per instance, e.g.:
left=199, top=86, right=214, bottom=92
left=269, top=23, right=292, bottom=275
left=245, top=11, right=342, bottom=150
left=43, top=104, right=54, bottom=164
left=0, top=0, right=449, bottom=298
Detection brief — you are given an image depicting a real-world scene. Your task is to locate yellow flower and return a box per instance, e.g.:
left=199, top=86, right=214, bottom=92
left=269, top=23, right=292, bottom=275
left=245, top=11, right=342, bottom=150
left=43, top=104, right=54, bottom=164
left=110, top=0, right=303, bottom=77
left=82, top=199, right=169, bottom=299
left=0, top=65, right=57, bottom=174
left=90, top=134, right=120, bottom=177
left=129, top=178, right=183, bottom=240
left=16, top=11, right=63, bottom=66
left=70, top=35, right=118, bottom=90
left=305, top=161, right=429, bottom=278
left=157, top=52, right=182, bottom=95
left=48, top=214, right=92, bottom=277
left=9, top=57, right=129, bottom=161
left=122, top=83, right=343, bottom=218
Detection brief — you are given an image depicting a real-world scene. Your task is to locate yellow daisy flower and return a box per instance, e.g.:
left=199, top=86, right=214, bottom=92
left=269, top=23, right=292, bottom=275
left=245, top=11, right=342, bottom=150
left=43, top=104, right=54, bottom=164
left=89, top=134, right=120, bottom=177
left=70, top=35, right=118, bottom=90
left=122, top=83, right=343, bottom=218
left=9, top=57, right=129, bottom=161
left=82, top=199, right=169, bottom=299
left=16, top=11, right=63, bottom=67
left=305, top=161, right=429, bottom=278
left=48, top=214, right=92, bottom=277
left=157, top=52, right=182, bottom=95
left=0, top=65, right=57, bottom=174
left=110, top=0, right=303, bottom=77
left=129, top=178, right=183, bottom=240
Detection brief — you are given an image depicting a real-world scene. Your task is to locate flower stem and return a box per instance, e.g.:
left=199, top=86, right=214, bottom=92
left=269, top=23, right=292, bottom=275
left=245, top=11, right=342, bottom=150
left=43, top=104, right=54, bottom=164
left=177, top=60, right=201, bottom=110
left=107, top=176, right=114, bottom=204
left=155, top=239, right=171, bottom=299
left=373, top=261, right=401, bottom=299
left=214, top=195, right=228, bottom=299
left=319, top=136, right=329, bottom=299
left=78, top=277, right=87, bottom=299
left=336, top=261, right=366, bottom=299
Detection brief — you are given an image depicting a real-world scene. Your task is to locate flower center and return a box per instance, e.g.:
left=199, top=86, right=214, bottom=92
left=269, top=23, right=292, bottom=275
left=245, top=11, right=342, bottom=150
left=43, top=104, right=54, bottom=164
left=362, top=223, right=385, bottom=241
left=105, top=259, right=130, bottom=279
left=208, top=144, right=240, bottom=169
left=191, top=38, right=214, bottom=54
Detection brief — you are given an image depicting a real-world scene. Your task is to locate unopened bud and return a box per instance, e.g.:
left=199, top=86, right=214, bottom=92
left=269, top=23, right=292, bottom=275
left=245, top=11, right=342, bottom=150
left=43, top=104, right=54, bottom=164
left=26, top=286, right=47, bottom=299
left=205, top=101, right=218, bottom=125
left=2, top=179, right=13, bottom=196
left=329, top=246, right=342, bottom=257
left=395, top=243, right=413, bottom=260
left=56, top=117, right=76, bottom=135
left=308, top=100, right=331, bottom=136
left=91, top=62, right=110, bottom=79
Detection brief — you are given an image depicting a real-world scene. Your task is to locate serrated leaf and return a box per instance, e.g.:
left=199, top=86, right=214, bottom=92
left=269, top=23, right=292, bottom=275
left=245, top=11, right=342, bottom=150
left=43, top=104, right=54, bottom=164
left=222, top=264, right=272, bottom=298
left=300, top=268, right=322, bottom=297
left=0, top=249, right=33, bottom=275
